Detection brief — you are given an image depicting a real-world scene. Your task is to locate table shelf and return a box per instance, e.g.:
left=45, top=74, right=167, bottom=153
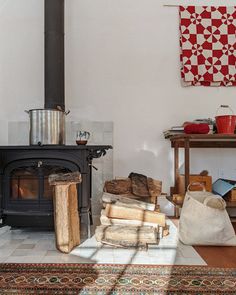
left=169, top=134, right=236, bottom=194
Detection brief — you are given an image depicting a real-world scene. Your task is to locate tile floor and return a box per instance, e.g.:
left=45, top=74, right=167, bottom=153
left=0, top=220, right=206, bottom=265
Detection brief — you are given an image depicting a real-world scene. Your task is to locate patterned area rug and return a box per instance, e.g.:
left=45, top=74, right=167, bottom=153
left=0, top=263, right=235, bottom=294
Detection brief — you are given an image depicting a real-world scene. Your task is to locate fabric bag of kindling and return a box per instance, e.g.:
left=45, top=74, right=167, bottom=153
left=179, top=188, right=236, bottom=246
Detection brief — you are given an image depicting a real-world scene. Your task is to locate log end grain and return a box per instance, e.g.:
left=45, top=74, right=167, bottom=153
left=49, top=171, right=82, bottom=186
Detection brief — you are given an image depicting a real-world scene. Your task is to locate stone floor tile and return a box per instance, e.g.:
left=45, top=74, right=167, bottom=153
left=0, top=226, right=11, bottom=236
left=17, top=244, right=36, bottom=250
left=0, top=248, right=16, bottom=258
left=0, top=240, right=25, bottom=250
left=71, top=248, right=101, bottom=259
left=5, top=256, right=43, bottom=263
left=174, top=257, right=207, bottom=265
left=11, top=249, right=47, bottom=257
left=59, top=254, right=97, bottom=264
left=34, top=241, right=56, bottom=251
left=21, top=239, right=40, bottom=244
left=45, top=250, right=62, bottom=257
left=0, top=257, right=7, bottom=263
left=40, top=256, right=65, bottom=263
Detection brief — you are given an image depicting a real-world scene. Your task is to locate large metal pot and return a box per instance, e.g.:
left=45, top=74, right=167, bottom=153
left=25, top=108, right=70, bottom=145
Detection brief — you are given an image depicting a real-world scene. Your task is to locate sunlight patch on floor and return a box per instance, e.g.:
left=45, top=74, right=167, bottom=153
left=0, top=220, right=206, bottom=265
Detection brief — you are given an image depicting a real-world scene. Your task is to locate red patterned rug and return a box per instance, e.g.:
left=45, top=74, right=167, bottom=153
left=0, top=263, right=235, bottom=294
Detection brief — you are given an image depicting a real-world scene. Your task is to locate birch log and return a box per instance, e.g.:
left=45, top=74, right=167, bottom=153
left=105, top=203, right=166, bottom=227
left=95, top=225, right=158, bottom=244
left=100, top=211, right=159, bottom=228
left=102, top=192, right=156, bottom=211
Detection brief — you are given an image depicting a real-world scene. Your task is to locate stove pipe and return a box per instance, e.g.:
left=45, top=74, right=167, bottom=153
left=44, top=0, right=65, bottom=111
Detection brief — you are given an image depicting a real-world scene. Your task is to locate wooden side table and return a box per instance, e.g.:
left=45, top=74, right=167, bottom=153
left=168, top=134, right=236, bottom=218
left=169, top=134, right=236, bottom=195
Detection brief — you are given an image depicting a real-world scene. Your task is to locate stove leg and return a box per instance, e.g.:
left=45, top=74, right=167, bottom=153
left=87, top=211, right=91, bottom=239
left=80, top=210, right=91, bottom=239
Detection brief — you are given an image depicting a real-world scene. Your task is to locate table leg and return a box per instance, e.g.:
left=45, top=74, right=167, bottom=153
left=184, top=138, right=190, bottom=192
left=175, top=204, right=180, bottom=218
left=174, top=142, right=179, bottom=191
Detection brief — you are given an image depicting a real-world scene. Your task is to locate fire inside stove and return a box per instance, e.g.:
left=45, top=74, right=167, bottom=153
left=10, top=166, right=71, bottom=201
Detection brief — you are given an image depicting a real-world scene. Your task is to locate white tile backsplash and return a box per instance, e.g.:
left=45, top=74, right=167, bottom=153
left=8, top=121, right=29, bottom=145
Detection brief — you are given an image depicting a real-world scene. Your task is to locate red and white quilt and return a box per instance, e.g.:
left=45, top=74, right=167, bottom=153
left=179, top=6, right=236, bottom=86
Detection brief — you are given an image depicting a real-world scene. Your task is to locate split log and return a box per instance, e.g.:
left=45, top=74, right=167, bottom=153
left=49, top=171, right=82, bottom=186
left=102, top=192, right=156, bottom=211
left=147, top=178, right=162, bottom=201
left=105, top=203, right=166, bottom=227
left=49, top=172, right=82, bottom=253
left=129, top=172, right=150, bottom=197
left=95, top=225, right=158, bottom=245
left=100, top=212, right=159, bottom=229
left=100, top=238, right=148, bottom=250
left=103, top=178, right=132, bottom=195
left=163, top=224, right=170, bottom=237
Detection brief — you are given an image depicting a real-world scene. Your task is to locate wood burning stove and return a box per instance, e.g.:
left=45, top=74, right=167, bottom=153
left=0, top=145, right=111, bottom=237
left=0, top=1, right=112, bottom=239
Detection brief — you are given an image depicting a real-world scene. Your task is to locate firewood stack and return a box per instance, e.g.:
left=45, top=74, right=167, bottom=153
left=95, top=173, right=169, bottom=249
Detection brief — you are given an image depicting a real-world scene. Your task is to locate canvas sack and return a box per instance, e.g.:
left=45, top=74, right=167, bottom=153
left=179, top=189, right=236, bottom=246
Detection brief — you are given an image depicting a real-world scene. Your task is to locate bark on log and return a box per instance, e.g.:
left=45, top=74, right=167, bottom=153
left=105, top=203, right=166, bottom=227
left=49, top=171, right=82, bottom=186
left=163, top=224, right=169, bottom=237
left=147, top=178, right=162, bottom=199
left=103, top=178, right=132, bottom=195
left=100, top=212, right=159, bottom=229
left=100, top=238, right=148, bottom=250
left=52, top=183, right=80, bottom=253
left=102, top=192, right=156, bottom=211
left=129, top=172, right=150, bottom=197
left=95, top=225, right=158, bottom=244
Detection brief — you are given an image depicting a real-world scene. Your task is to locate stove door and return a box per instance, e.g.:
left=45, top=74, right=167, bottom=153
left=3, top=159, right=79, bottom=214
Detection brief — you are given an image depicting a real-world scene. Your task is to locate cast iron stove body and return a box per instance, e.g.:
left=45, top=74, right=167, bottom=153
left=0, top=145, right=111, bottom=237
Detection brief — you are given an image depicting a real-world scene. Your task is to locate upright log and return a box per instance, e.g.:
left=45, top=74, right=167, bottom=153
left=49, top=172, right=82, bottom=253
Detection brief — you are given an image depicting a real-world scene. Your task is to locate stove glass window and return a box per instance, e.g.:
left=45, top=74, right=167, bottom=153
left=10, top=165, right=71, bottom=201
left=11, top=167, right=39, bottom=200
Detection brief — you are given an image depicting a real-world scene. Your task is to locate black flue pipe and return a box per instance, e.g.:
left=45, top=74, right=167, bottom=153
left=44, top=0, right=65, bottom=111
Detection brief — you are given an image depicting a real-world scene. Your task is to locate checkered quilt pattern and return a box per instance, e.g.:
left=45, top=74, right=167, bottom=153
left=179, top=6, right=236, bottom=86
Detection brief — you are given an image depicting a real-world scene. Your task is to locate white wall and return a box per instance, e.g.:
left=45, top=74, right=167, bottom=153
left=1, top=0, right=236, bottom=193
left=0, top=0, right=43, bottom=144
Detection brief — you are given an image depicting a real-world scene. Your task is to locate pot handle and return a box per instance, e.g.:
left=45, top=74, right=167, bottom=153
left=216, top=105, right=234, bottom=116
left=24, top=110, right=30, bottom=114
left=65, top=110, right=70, bottom=115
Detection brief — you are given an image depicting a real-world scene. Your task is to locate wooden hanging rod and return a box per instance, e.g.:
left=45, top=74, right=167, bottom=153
left=163, top=3, right=235, bottom=7
left=163, top=4, right=180, bottom=7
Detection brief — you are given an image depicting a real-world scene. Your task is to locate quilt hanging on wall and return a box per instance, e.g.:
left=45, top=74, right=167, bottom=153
left=179, top=6, right=236, bottom=86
